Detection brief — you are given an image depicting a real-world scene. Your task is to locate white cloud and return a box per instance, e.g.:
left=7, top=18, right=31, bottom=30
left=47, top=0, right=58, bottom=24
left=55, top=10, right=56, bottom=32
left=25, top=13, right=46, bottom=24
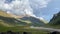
left=0, top=0, right=51, bottom=17
left=0, top=0, right=35, bottom=16
left=3, top=4, right=12, bottom=9
left=7, top=11, right=10, bottom=13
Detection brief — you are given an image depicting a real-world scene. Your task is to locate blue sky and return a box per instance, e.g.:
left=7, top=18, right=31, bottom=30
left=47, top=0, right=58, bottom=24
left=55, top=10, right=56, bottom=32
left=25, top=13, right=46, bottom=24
left=0, top=0, right=60, bottom=21
left=32, top=0, right=60, bottom=21
left=29, top=0, right=60, bottom=21
left=39, top=0, right=60, bottom=21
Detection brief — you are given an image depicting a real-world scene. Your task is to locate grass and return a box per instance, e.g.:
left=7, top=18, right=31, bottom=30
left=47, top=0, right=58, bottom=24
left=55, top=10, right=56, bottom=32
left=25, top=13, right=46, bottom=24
left=0, top=10, right=12, bottom=17
left=44, top=24, right=60, bottom=29
left=0, top=22, right=48, bottom=34
left=0, top=24, right=49, bottom=34
left=0, top=20, right=49, bottom=34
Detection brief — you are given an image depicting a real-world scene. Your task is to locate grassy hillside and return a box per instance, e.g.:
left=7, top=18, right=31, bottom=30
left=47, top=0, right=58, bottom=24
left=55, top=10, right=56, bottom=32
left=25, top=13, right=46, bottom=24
left=0, top=10, right=28, bottom=26
left=0, top=10, right=14, bottom=27
left=45, top=12, right=60, bottom=29
left=0, top=10, right=13, bottom=17
left=49, top=12, right=60, bottom=25
left=20, top=16, right=46, bottom=26
left=0, top=10, right=47, bottom=26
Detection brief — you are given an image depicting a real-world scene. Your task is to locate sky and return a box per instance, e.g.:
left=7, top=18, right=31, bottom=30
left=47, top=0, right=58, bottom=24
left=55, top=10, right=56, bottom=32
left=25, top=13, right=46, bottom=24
left=0, top=0, right=60, bottom=21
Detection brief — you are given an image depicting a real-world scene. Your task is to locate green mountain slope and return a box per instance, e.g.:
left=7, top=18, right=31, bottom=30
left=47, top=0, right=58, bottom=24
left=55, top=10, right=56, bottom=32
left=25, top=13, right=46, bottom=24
left=0, top=10, right=27, bottom=27
left=0, top=10, right=13, bottom=17
left=49, top=11, right=60, bottom=25
left=0, top=10, right=47, bottom=27
left=0, top=16, right=28, bottom=26
left=20, top=16, right=46, bottom=26
left=0, top=10, right=13, bottom=27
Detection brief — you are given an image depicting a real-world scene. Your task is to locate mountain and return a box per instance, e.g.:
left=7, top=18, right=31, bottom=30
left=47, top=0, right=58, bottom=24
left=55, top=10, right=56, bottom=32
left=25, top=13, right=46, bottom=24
left=0, top=10, right=27, bottom=27
left=0, top=10, right=47, bottom=27
left=19, top=16, right=46, bottom=26
left=49, top=11, right=60, bottom=25
left=0, top=10, right=13, bottom=17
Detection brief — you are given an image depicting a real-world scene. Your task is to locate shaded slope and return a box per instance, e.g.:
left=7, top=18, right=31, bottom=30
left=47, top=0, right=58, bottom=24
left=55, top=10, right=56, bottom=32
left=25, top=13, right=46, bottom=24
left=49, top=12, right=60, bottom=25
left=20, top=16, right=45, bottom=26
left=0, top=16, right=28, bottom=26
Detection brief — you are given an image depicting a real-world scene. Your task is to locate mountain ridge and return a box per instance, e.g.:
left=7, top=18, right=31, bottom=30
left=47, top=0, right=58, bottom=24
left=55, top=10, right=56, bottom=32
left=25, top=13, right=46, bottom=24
left=49, top=11, right=60, bottom=25
left=0, top=10, right=47, bottom=27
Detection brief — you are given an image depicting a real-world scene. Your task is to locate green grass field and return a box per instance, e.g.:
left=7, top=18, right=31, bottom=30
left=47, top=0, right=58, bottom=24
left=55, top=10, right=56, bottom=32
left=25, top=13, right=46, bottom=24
left=0, top=26, right=49, bottom=34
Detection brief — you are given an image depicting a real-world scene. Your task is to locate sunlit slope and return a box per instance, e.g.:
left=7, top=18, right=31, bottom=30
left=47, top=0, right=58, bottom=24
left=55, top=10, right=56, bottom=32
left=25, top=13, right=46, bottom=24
left=0, top=10, right=27, bottom=27
left=0, top=10, right=13, bottom=17
left=0, top=10, right=14, bottom=27
left=0, top=11, right=28, bottom=27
